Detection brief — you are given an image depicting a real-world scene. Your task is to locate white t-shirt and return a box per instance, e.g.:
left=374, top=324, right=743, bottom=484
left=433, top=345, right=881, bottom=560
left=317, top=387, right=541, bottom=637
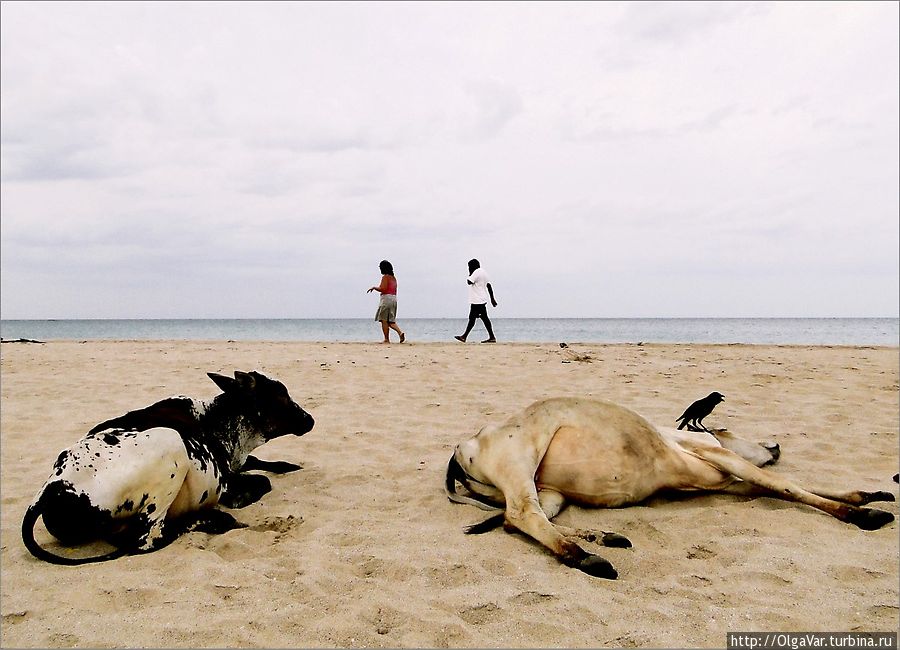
left=467, top=268, right=490, bottom=304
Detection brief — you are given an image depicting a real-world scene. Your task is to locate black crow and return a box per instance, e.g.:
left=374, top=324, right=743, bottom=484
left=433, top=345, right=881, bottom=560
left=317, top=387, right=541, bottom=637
left=676, top=392, right=724, bottom=432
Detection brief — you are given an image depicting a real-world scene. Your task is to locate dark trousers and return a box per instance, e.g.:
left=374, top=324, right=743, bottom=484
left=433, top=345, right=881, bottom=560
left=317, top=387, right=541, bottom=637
left=462, top=303, right=495, bottom=339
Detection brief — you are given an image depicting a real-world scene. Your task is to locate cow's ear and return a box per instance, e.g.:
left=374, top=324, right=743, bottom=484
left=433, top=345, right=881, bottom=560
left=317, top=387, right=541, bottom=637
left=208, top=372, right=238, bottom=393
left=233, top=371, right=257, bottom=391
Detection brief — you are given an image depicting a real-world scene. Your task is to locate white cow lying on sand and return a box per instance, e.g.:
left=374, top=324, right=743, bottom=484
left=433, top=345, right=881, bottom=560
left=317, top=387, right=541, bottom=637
left=446, top=397, right=896, bottom=579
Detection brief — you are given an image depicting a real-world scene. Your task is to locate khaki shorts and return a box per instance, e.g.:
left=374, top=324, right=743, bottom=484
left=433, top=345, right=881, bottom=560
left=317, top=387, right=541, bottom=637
left=375, top=295, right=397, bottom=323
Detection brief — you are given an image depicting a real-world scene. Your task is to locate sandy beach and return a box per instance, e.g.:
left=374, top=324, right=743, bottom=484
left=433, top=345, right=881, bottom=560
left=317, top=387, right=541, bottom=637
left=1, top=340, right=897, bottom=648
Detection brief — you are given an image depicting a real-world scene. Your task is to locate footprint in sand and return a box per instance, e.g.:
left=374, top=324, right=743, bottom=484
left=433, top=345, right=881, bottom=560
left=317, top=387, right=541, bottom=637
left=508, top=590, right=558, bottom=606
left=480, top=556, right=521, bottom=577
left=679, top=574, right=713, bottom=588
left=736, top=570, right=794, bottom=587
left=48, top=633, right=80, bottom=646
left=248, top=514, right=301, bottom=534
left=2, top=611, right=28, bottom=625
left=459, top=602, right=503, bottom=625
left=425, top=563, right=478, bottom=588
left=686, top=544, right=717, bottom=559
left=206, top=518, right=301, bottom=560
left=826, top=565, right=885, bottom=582
left=368, top=605, right=405, bottom=636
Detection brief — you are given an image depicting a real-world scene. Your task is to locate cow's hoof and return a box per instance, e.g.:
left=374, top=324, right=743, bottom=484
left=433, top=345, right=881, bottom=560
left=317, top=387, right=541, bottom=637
left=762, top=442, right=780, bottom=465
left=601, top=532, right=632, bottom=548
left=574, top=555, right=618, bottom=580
left=859, top=491, right=896, bottom=505
left=263, top=460, right=303, bottom=474
left=192, top=510, right=246, bottom=534
left=848, top=508, right=895, bottom=531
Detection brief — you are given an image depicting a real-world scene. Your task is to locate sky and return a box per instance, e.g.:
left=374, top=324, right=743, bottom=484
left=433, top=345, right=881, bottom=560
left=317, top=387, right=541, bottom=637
left=1, top=1, right=898, bottom=319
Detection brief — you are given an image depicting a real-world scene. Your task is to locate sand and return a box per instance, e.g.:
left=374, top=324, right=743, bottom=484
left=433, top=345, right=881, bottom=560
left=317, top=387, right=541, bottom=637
left=1, top=340, right=897, bottom=648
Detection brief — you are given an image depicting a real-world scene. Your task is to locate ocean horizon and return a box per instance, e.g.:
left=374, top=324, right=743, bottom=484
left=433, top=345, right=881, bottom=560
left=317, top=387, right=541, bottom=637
left=1, top=318, right=898, bottom=346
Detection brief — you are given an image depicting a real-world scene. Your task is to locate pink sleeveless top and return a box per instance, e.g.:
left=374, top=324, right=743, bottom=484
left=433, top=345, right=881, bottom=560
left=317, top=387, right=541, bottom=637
left=383, top=276, right=397, bottom=295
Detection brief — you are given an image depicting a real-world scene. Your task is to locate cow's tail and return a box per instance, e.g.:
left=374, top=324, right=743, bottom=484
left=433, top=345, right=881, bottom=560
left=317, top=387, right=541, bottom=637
left=464, top=513, right=505, bottom=535
left=21, top=495, right=126, bottom=566
left=445, top=454, right=503, bottom=512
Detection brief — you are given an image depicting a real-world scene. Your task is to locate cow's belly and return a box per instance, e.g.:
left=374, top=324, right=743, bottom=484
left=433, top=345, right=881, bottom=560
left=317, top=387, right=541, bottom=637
left=534, top=424, right=708, bottom=507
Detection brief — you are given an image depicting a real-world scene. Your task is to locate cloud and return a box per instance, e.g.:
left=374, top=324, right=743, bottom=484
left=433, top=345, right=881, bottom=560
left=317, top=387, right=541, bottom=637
left=459, top=80, right=524, bottom=140
left=1, top=2, right=897, bottom=318
left=562, top=104, right=739, bottom=143
left=618, top=1, right=762, bottom=45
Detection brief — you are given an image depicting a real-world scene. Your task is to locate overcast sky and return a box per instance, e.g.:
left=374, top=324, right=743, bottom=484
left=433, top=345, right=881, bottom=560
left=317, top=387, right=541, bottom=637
left=2, top=1, right=897, bottom=319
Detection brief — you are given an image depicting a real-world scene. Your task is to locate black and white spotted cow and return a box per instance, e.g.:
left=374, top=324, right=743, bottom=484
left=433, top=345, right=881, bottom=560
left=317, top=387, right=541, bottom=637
left=22, top=370, right=314, bottom=565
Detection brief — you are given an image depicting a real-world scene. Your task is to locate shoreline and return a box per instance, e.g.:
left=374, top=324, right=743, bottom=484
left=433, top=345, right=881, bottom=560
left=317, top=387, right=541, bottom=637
left=3, top=317, right=898, bottom=348
left=2, top=341, right=897, bottom=648
left=2, top=338, right=898, bottom=349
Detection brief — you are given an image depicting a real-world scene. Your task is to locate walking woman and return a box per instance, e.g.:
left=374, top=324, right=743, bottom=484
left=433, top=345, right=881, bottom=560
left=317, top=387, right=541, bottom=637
left=367, top=260, right=406, bottom=343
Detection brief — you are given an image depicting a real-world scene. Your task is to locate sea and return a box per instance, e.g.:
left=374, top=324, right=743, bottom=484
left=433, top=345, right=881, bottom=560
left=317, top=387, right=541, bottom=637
left=1, top=318, right=898, bottom=346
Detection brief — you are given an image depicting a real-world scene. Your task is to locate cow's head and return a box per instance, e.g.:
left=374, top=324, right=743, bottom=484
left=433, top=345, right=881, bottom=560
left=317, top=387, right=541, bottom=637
left=208, top=370, right=315, bottom=440
left=446, top=426, right=506, bottom=510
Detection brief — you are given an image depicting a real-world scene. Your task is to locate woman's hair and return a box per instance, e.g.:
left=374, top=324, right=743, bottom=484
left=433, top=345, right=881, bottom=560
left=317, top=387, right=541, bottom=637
left=379, top=260, right=394, bottom=276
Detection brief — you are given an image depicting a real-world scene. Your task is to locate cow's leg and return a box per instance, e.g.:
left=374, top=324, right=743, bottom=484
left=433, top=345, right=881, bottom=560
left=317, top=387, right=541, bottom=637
left=536, top=489, right=567, bottom=519
left=689, top=445, right=895, bottom=530
left=242, top=455, right=302, bottom=474
left=719, top=480, right=895, bottom=506
left=498, top=482, right=618, bottom=579
left=184, top=509, right=247, bottom=534
left=536, top=490, right=632, bottom=548
left=219, top=473, right=272, bottom=509
left=803, top=487, right=895, bottom=506
left=115, top=433, right=195, bottom=553
left=133, top=518, right=174, bottom=553
left=134, top=508, right=187, bottom=553
left=711, top=430, right=780, bottom=467
left=134, top=480, right=195, bottom=552
left=467, top=418, right=620, bottom=578
left=133, top=509, right=246, bottom=553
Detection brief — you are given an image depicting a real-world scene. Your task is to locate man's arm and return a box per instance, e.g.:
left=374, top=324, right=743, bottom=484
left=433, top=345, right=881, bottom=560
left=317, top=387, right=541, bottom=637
left=486, top=283, right=497, bottom=307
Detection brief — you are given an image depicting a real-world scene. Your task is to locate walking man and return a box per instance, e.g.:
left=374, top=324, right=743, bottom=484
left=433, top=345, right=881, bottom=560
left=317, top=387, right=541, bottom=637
left=455, top=258, right=498, bottom=343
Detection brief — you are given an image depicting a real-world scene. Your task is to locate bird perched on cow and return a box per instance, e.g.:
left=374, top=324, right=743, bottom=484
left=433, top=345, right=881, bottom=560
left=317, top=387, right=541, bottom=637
left=676, top=391, right=724, bottom=432
left=22, top=370, right=314, bottom=565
